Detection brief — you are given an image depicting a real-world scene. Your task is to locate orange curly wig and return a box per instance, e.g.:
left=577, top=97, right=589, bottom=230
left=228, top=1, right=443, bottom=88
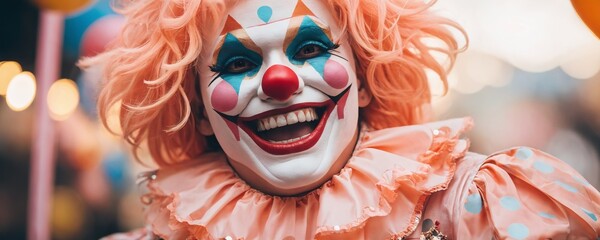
left=81, top=0, right=465, bottom=167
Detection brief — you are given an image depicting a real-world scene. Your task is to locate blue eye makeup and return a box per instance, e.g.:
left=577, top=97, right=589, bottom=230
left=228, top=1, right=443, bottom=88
left=285, top=16, right=336, bottom=65
left=210, top=33, right=263, bottom=93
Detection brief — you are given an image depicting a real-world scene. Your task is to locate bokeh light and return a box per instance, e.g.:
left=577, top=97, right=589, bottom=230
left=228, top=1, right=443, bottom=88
left=6, top=71, right=36, bottom=111
left=51, top=187, right=85, bottom=239
left=571, top=0, right=600, bottom=37
left=0, top=61, right=22, bottom=96
left=434, top=0, right=600, bottom=74
left=47, top=79, right=80, bottom=121
left=560, top=42, right=600, bottom=80
left=106, top=100, right=122, bottom=136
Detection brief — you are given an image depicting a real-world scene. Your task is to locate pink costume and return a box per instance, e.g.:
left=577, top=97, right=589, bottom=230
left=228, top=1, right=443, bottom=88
left=104, top=118, right=600, bottom=239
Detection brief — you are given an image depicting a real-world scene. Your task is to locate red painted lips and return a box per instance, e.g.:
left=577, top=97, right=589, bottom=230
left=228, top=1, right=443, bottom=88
left=215, top=85, right=352, bottom=155
left=238, top=101, right=333, bottom=155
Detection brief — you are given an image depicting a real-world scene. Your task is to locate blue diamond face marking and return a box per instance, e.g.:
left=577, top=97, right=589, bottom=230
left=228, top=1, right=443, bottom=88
left=257, top=6, right=273, bottom=23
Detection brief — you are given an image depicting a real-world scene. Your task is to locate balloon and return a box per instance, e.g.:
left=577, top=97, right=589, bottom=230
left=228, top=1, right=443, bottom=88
left=102, top=150, right=129, bottom=192
left=80, top=15, right=125, bottom=57
left=34, top=0, right=94, bottom=14
left=78, top=64, right=103, bottom=118
left=571, top=0, right=600, bottom=38
left=63, top=0, right=115, bottom=58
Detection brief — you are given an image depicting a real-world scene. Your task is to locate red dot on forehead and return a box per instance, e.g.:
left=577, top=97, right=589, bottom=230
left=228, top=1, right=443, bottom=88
left=323, top=60, right=348, bottom=89
left=211, top=81, right=238, bottom=112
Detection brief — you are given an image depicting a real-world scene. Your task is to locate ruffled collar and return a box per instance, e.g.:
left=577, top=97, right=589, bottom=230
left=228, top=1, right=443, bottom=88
left=143, top=118, right=473, bottom=239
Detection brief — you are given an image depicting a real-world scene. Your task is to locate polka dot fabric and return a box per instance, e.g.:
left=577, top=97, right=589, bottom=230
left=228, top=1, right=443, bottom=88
left=457, top=147, right=600, bottom=239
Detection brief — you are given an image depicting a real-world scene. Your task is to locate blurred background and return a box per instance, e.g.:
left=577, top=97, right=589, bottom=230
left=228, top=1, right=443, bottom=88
left=0, top=0, right=598, bottom=239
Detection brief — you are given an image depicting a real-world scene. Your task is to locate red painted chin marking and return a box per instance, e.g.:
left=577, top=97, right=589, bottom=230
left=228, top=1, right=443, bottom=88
left=238, top=102, right=333, bottom=155
left=223, top=117, right=240, bottom=141
left=336, top=90, right=349, bottom=119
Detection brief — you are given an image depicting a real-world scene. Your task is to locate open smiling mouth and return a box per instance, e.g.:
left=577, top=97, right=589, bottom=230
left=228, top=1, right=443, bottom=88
left=217, top=85, right=351, bottom=155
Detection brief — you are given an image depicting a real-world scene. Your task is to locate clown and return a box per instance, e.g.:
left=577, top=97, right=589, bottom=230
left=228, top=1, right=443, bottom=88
left=88, top=0, right=600, bottom=239
left=200, top=1, right=361, bottom=195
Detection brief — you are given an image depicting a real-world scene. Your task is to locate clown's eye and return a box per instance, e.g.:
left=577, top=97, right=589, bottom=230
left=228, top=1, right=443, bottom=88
left=294, top=43, right=326, bottom=60
left=225, top=58, right=256, bottom=74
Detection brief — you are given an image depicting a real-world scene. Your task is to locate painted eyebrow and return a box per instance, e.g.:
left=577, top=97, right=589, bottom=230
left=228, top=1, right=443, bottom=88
left=283, top=16, right=333, bottom=55
left=211, top=30, right=262, bottom=66
left=293, top=16, right=331, bottom=37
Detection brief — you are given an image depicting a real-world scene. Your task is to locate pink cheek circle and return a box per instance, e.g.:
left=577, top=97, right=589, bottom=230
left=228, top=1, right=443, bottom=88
left=323, top=60, right=349, bottom=89
left=210, top=81, right=238, bottom=112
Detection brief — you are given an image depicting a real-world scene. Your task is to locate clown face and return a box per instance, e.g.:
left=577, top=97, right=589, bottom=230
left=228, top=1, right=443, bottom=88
left=198, top=0, right=359, bottom=195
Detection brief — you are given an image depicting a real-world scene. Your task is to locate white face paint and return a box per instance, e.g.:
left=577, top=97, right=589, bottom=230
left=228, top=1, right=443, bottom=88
left=198, top=0, right=359, bottom=195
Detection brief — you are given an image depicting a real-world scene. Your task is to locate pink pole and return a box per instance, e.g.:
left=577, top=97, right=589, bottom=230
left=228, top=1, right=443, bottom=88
left=27, top=10, right=63, bottom=240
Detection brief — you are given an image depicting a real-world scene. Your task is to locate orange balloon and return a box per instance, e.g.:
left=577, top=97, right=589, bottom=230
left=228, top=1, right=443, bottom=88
left=34, top=0, right=93, bottom=13
left=571, top=0, right=600, bottom=38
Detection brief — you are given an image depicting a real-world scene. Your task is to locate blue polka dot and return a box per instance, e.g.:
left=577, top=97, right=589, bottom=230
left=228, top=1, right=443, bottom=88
left=582, top=208, right=598, bottom=221
left=538, top=212, right=556, bottom=219
left=573, top=175, right=591, bottom=186
left=257, top=6, right=273, bottom=23
left=464, top=193, right=483, bottom=214
left=507, top=223, right=529, bottom=239
left=533, top=161, right=554, bottom=173
left=500, top=196, right=521, bottom=211
left=515, top=147, right=533, bottom=160
left=554, top=180, right=578, bottom=193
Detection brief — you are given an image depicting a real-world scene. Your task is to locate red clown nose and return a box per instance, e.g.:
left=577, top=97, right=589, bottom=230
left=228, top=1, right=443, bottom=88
left=261, top=65, right=299, bottom=101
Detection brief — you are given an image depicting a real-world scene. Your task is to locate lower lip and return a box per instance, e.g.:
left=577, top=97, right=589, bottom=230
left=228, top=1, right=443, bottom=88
left=239, top=102, right=334, bottom=155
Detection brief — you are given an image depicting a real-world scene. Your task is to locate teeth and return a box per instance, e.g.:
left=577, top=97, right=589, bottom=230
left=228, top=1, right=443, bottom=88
left=287, top=112, right=298, bottom=124
left=262, top=119, right=270, bottom=130
left=256, top=108, right=318, bottom=132
left=268, top=133, right=311, bottom=144
left=298, top=110, right=306, bottom=122
left=276, top=115, right=286, bottom=127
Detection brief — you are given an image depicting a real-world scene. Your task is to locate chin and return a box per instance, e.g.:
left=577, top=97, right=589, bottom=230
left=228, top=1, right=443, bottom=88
left=212, top=87, right=359, bottom=195
left=266, top=152, right=332, bottom=189
left=256, top=117, right=356, bottom=191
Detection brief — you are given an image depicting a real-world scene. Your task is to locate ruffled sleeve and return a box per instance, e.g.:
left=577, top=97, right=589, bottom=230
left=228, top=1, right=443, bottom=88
left=457, top=147, right=600, bottom=239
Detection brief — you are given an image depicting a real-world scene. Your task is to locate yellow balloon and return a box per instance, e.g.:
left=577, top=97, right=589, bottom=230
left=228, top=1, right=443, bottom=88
left=34, top=0, right=94, bottom=13
left=571, top=0, right=600, bottom=38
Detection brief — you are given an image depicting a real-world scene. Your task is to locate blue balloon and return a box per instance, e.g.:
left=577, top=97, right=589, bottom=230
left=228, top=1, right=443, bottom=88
left=63, top=0, right=116, bottom=58
left=77, top=73, right=98, bottom=119
left=102, top=150, right=129, bottom=192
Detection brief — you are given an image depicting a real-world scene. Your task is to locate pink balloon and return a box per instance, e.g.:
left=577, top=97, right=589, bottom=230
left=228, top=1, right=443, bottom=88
left=80, top=15, right=125, bottom=57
